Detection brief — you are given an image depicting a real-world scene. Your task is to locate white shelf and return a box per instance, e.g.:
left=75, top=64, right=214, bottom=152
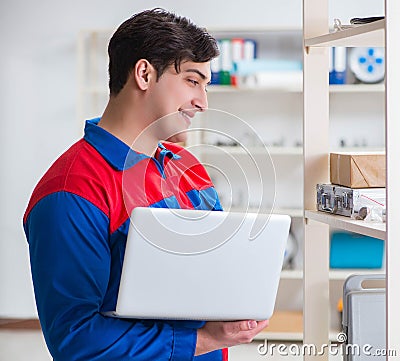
left=280, top=269, right=303, bottom=280
left=273, top=208, right=303, bottom=217
left=329, top=84, right=385, bottom=93
left=331, top=147, right=385, bottom=153
left=209, top=146, right=385, bottom=156
left=254, top=331, right=303, bottom=341
left=303, top=1, right=400, bottom=356
left=210, top=83, right=385, bottom=94
left=305, top=210, right=385, bottom=240
left=208, top=84, right=303, bottom=93
left=78, top=26, right=302, bottom=42
left=280, top=268, right=384, bottom=281
left=328, top=268, right=385, bottom=280
left=199, top=82, right=385, bottom=94
left=200, top=146, right=302, bottom=157
left=305, top=19, right=385, bottom=48
left=82, top=84, right=385, bottom=98
left=208, top=26, right=302, bottom=33
left=185, top=83, right=382, bottom=95
left=228, top=207, right=303, bottom=218
left=254, top=330, right=341, bottom=342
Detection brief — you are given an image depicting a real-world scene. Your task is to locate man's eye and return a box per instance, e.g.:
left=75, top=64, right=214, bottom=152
left=188, top=79, right=199, bottom=85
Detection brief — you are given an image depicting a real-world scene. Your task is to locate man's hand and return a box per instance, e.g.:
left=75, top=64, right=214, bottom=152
left=195, top=319, right=269, bottom=356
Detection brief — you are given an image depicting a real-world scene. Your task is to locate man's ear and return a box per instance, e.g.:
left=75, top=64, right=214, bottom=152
left=134, top=59, right=155, bottom=90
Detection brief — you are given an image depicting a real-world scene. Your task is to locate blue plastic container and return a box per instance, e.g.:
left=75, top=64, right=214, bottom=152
left=330, top=231, right=384, bottom=269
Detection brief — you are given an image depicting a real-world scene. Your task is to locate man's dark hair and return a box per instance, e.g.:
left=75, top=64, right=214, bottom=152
left=108, top=8, right=219, bottom=96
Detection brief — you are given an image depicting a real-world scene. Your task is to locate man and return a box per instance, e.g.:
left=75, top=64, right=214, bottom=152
left=23, top=8, right=268, bottom=360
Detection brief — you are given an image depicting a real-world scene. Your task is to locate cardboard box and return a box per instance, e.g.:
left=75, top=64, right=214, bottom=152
left=330, top=152, right=385, bottom=188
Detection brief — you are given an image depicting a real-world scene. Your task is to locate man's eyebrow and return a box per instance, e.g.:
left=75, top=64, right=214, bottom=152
left=184, top=69, right=207, bottom=80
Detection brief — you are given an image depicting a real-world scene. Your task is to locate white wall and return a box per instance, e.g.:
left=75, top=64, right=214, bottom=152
left=0, top=0, right=383, bottom=317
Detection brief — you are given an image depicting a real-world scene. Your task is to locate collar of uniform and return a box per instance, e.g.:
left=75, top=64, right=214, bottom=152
left=83, top=118, right=180, bottom=171
left=157, top=142, right=182, bottom=161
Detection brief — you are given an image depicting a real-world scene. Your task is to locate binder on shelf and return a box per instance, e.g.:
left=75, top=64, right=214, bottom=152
left=329, top=47, right=347, bottom=84
left=212, top=37, right=258, bottom=86
left=230, top=38, right=244, bottom=86
left=243, top=39, right=257, bottom=60
left=210, top=49, right=221, bottom=85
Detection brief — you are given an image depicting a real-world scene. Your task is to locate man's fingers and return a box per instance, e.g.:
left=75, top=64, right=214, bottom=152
left=235, top=319, right=269, bottom=332
left=247, top=320, right=258, bottom=330
left=197, top=319, right=271, bottom=353
left=257, top=319, right=269, bottom=330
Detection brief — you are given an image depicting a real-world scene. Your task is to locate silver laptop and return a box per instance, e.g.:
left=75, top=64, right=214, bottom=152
left=105, top=207, right=290, bottom=321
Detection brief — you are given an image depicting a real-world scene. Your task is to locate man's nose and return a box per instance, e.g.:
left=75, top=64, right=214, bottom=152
left=192, top=90, right=208, bottom=112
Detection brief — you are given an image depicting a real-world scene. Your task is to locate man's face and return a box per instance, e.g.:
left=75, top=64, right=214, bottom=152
left=147, top=60, right=211, bottom=143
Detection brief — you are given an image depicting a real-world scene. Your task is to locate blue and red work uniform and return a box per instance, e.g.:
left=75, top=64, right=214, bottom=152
left=23, top=118, right=228, bottom=361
